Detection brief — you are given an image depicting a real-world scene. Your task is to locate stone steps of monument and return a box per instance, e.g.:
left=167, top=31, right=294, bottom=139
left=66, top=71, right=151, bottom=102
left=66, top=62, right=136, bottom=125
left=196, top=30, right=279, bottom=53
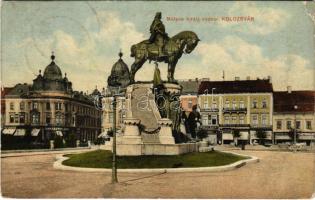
left=131, top=86, right=159, bottom=132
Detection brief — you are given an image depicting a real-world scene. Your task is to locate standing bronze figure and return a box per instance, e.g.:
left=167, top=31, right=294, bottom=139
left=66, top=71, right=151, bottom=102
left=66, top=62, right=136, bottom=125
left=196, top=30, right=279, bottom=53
left=130, top=12, right=200, bottom=83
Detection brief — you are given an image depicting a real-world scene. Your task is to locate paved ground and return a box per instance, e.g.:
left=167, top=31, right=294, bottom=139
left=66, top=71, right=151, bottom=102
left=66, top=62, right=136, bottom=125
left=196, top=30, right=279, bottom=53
left=1, top=150, right=315, bottom=198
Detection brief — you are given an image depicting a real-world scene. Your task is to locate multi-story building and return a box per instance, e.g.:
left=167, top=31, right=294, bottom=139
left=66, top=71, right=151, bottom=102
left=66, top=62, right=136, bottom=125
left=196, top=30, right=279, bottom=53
left=1, top=53, right=102, bottom=143
left=198, top=77, right=273, bottom=145
left=1, top=87, right=13, bottom=127
left=273, top=88, right=315, bottom=146
left=178, top=78, right=203, bottom=112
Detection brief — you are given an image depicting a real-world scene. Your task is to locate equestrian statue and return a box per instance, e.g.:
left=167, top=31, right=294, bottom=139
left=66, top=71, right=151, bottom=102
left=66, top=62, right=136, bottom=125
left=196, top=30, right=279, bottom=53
left=129, top=12, right=200, bottom=83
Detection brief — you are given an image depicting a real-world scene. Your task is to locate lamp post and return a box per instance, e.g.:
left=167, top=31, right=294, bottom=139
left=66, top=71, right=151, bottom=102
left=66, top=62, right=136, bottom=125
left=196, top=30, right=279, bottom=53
left=111, top=96, right=118, bottom=183
left=294, top=105, right=298, bottom=147
left=111, top=84, right=121, bottom=184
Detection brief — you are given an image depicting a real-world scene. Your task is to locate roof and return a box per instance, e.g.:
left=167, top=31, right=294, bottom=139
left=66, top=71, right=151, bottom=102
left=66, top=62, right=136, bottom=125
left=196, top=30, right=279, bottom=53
left=198, top=79, right=273, bottom=94
left=6, top=84, right=31, bottom=97
left=1, top=87, right=13, bottom=98
left=178, top=79, right=200, bottom=95
left=43, top=54, right=63, bottom=80
left=274, top=91, right=315, bottom=113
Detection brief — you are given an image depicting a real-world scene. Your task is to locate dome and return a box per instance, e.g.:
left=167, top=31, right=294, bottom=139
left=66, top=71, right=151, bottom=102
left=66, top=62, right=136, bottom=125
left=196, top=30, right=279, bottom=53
left=107, top=51, right=130, bottom=88
left=43, top=53, right=63, bottom=80
left=111, top=52, right=130, bottom=77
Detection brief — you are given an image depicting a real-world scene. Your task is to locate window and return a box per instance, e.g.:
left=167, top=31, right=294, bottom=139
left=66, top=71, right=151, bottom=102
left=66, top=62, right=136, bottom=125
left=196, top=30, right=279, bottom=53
left=262, top=99, right=267, bottom=108
left=203, top=100, right=208, bottom=109
left=46, top=113, right=51, bottom=124
left=306, top=121, right=312, bottom=130
left=65, top=104, right=68, bottom=112
left=252, top=100, right=257, bottom=108
left=262, top=114, right=267, bottom=125
left=202, top=115, right=208, bottom=125
left=9, top=114, right=14, bottom=123
left=252, top=115, right=258, bottom=125
left=31, top=113, right=40, bottom=124
left=286, top=121, right=292, bottom=130
left=14, top=114, right=19, bottom=123
left=20, top=102, right=25, bottom=110
left=188, top=100, right=192, bottom=109
left=211, top=115, right=217, bottom=125
left=296, top=121, right=301, bottom=129
left=46, top=102, right=51, bottom=110
left=240, top=101, right=244, bottom=109
left=10, top=102, right=14, bottom=110
left=232, top=101, right=237, bottom=109
left=55, top=102, right=62, bottom=111
left=232, top=116, right=237, bottom=124
left=32, top=102, right=38, bottom=109
left=224, top=116, right=230, bottom=124
left=240, top=116, right=245, bottom=124
left=56, top=114, right=63, bottom=125
left=212, top=101, right=217, bottom=109
left=276, top=120, right=282, bottom=130
left=225, top=100, right=230, bottom=109
left=19, top=113, right=25, bottom=123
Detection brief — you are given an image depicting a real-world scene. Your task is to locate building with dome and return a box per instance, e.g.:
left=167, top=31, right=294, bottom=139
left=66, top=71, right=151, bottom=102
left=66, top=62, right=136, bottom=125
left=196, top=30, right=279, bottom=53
left=2, top=53, right=102, bottom=145
left=102, top=51, right=130, bottom=133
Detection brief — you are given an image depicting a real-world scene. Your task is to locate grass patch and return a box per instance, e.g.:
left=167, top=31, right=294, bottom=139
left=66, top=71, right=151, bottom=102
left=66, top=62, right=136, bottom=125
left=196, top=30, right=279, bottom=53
left=63, top=150, right=249, bottom=169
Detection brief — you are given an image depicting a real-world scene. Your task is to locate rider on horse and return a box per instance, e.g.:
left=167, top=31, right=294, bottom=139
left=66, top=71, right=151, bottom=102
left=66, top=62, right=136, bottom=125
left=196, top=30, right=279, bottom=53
left=148, top=12, right=169, bottom=57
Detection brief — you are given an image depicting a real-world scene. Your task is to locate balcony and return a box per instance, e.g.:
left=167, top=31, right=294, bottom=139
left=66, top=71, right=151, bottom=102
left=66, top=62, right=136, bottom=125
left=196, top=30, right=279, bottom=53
left=200, top=108, right=219, bottom=112
left=223, top=107, right=247, bottom=114
left=251, top=124, right=272, bottom=129
left=221, top=124, right=250, bottom=128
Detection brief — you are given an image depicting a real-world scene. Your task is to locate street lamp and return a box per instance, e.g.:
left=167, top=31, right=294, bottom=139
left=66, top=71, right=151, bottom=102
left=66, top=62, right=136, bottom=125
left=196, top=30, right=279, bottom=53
left=294, top=105, right=298, bottom=146
left=111, top=84, right=122, bottom=184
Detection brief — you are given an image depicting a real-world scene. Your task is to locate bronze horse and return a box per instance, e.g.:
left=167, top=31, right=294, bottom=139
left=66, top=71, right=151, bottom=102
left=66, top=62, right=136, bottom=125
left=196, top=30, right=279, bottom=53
left=130, top=31, right=200, bottom=83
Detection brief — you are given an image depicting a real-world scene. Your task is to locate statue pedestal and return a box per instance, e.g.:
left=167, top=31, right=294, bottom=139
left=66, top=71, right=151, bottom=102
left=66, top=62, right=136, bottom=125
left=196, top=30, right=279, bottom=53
left=120, top=118, right=142, bottom=144
left=158, top=118, right=175, bottom=144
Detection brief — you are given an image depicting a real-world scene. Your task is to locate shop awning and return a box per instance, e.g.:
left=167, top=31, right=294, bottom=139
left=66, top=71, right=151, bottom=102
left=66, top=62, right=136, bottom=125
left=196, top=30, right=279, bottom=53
left=31, top=129, right=40, bottom=136
left=2, top=128, right=16, bottom=135
left=56, top=131, right=63, bottom=136
left=14, top=129, right=26, bottom=136
left=98, top=132, right=108, bottom=138
left=222, top=133, right=233, bottom=140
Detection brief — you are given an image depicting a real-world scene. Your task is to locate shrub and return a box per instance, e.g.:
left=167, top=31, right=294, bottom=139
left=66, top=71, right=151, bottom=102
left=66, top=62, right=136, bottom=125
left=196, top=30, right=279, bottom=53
left=54, top=135, right=64, bottom=148
left=197, top=129, right=208, bottom=140
left=65, top=133, right=77, bottom=147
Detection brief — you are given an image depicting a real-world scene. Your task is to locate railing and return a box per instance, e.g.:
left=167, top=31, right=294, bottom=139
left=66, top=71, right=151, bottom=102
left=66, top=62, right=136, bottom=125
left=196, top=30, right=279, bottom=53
left=200, top=108, right=219, bottom=112
left=221, top=124, right=250, bottom=127
left=223, top=108, right=247, bottom=113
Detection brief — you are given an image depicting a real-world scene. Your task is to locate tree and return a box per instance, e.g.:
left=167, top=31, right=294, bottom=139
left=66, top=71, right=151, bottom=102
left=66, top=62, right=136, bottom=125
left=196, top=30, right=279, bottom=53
left=54, top=135, right=64, bottom=148
left=233, top=130, right=240, bottom=138
left=288, top=128, right=299, bottom=143
left=256, top=130, right=267, bottom=145
left=197, top=129, right=208, bottom=140
left=65, top=133, right=77, bottom=147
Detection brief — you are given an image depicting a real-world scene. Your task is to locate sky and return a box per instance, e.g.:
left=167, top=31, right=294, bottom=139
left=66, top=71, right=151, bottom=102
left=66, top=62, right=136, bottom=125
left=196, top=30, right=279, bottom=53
left=2, top=1, right=315, bottom=93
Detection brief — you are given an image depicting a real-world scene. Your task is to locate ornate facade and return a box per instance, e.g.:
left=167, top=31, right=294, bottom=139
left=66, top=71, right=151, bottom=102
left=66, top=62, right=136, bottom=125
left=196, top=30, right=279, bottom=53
left=2, top=53, right=102, bottom=143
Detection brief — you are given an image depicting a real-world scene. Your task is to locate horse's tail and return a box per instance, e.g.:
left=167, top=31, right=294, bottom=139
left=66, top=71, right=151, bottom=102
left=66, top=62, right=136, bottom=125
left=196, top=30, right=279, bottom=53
left=130, top=45, right=136, bottom=57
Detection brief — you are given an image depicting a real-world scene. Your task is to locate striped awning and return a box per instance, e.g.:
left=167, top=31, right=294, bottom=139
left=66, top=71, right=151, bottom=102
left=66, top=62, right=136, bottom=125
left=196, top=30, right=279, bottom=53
left=2, top=128, right=16, bottom=135
left=31, top=129, right=40, bottom=136
left=14, top=129, right=26, bottom=136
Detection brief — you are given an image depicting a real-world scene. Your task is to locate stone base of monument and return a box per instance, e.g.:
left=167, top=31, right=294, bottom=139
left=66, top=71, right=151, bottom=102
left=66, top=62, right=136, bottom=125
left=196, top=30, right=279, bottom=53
left=158, top=118, right=175, bottom=144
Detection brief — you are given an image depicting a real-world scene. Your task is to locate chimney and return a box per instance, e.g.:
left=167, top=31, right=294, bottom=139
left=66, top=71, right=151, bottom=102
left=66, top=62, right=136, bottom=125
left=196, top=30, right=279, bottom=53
left=235, top=77, right=240, bottom=81
left=267, top=75, right=272, bottom=83
left=287, top=86, right=292, bottom=93
left=246, top=76, right=250, bottom=80
left=195, top=78, right=198, bottom=82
